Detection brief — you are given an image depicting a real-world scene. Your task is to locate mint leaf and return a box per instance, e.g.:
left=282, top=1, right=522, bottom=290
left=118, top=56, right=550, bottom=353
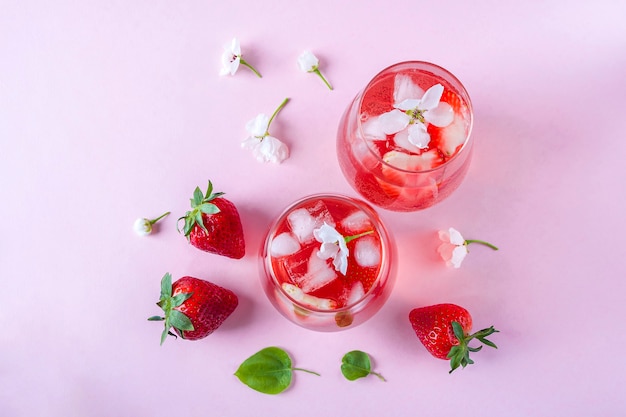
left=341, top=350, right=386, bottom=382
left=234, top=347, right=320, bottom=395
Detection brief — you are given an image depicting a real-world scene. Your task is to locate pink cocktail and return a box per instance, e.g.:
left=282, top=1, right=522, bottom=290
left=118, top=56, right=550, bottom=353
left=337, top=61, right=474, bottom=211
left=260, top=194, right=395, bottom=331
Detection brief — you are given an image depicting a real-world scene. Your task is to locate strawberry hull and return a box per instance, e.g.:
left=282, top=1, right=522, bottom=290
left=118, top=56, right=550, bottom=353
left=260, top=194, right=396, bottom=332
left=337, top=61, right=474, bottom=211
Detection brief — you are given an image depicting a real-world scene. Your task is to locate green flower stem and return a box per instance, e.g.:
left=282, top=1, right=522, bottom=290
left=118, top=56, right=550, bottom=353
left=293, top=367, right=321, bottom=376
left=344, top=230, right=374, bottom=244
left=240, top=58, right=262, bottom=78
left=266, top=98, right=290, bottom=134
left=465, top=239, right=499, bottom=251
left=149, top=211, right=170, bottom=225
left=371, top=371, right=387, bottom=382
left=313, top=68, right=333, bottom=90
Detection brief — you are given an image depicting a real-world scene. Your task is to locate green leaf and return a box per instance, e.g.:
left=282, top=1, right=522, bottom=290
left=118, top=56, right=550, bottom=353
left=235, top=347, right=320, bottom=395
left=194, top=211, right=207, bottom=233
left=169, top=309, right=194, bottom=331
left=205, top=181, right=213, bottom=199
left=193, top=186, right=203, bottom=206
left=199, top=203, right=220, bottom=215
left=341, top=350, right=386, bottom=382
left=147, top=315, right=164, bottom=321
left=171, top=292, right=192, bottom=308
left=235, top=347, right=294, bottom=395
left=477, top=337, right=498, bottom=349
left=451, top=321, right=465, bottom=342
left=160, top=273, right=172, bottom=299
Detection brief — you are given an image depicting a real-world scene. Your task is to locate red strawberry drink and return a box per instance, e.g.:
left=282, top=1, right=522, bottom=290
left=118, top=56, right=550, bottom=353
left=337, top=61, right=474, bottom=211
left=261, top=194, right=395, bottom=331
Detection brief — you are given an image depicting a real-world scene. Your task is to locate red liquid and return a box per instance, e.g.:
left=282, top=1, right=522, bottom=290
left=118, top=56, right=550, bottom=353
left=260, top=195, right=395, bottom=331
left=337, top=62, right=474, bottom=211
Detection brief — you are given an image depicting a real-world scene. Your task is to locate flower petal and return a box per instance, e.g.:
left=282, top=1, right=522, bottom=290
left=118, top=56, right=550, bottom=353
left=407, top=123, right=431, bottom=149
left=393, top=129, right=422, bottom=153
left=379, top=109, right=410, bottom=135
left=450, top=245, right=468, bottom=268
left=229, top=38, right=241, bottom=55
left=425, top=102, right=454, bottom=127
left=438, top=229, right=451, bottom=243
left=257, top=136, right=289, bottom=164
left=448, top=227, right=465, bottom=245
left=245, top=114, right=270, bottom=137
left=393, top=74, right=424, bottom=105
left=297, top=50, right=319, bottom=72
left=395, top=98, right=421, bottom=111
left=437, top=242, right=455, bottom=262
left=420, top=83, right=444, bottom=110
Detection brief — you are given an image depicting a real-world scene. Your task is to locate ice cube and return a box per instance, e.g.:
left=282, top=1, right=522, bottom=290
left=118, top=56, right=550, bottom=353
left=394, top=74, right=425, bottom=105
left=283, top=246, right=338, bottom=293
left=440, top=116, right=466, bottom=156
left=346, top=281, right=365, bottom=305
left=287, top=200, right=335, bottom=243
left=299, top=250, right=338, bottom=293
left=354, top=236, right=381, bottom=268
left=270, top=232, right=301, bottom=257
left=361, top=115, right=386, bottom=141
left=393, top=129, right=422, bottom=154
left=341, top=210, right=372, bottom=234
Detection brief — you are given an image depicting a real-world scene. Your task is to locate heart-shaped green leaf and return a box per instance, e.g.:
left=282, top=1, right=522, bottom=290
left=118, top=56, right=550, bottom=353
left=235, top=347, right=319, bottom=395
left=341, top=350, right=386, bottom=382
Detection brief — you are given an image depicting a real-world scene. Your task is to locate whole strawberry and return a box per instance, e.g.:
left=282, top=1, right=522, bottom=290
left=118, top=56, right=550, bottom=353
left=178, top=180, right=245, bottom=259
left=409, top=303, right=499, bottom=373
left=148, top=273, right=238, bottom=345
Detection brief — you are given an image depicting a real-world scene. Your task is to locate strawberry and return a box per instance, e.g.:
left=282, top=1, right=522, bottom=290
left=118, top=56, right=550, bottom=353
left=409, top=303, right=498, bottom=373
left=148, top=273, right=238, bottom=345
left=178, top=180, right=245, bottom=259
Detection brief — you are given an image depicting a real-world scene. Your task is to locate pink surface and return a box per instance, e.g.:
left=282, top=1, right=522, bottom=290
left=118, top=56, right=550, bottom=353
left=2, top=1, right=625, bottom=415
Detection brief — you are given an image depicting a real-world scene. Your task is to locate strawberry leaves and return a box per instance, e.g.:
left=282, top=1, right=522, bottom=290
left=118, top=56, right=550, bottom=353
left=234, top=347, right=320, bottom=394
left=148, top=272, right=195, bottom=345
left=178, top=181, right=223, bottom=238
left=447, top=321, right=499, bottom=374
left=341, top=350, right=386, bottom=382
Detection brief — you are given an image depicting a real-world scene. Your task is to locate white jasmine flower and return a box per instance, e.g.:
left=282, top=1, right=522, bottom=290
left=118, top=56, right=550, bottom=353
left=133, top=212, right=170, bottom=236
left=314, top=223, right=349, bottom=275
left=297, top=50, right=333, bottom=90
left=437, top=227, right=498, bottom=268
left=241, top=98, right=290, bottom=164
left=220, top=38, right=262, bottom=78
left=379, top=81, right=454, bottom=149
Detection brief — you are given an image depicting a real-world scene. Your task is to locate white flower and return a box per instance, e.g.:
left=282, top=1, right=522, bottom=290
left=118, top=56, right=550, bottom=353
left=219, top=38, right=262, bottom=77
left=134, top=218, right=153, bottom=236
left=241, top=98, right=290, bottom=164
left=297, top=50, right=333, bottom=90
left=314, top=223, right=349, bottom=275
left=133, top=212, right=170, bottom=236
left=437, top=227, right=468, bottom=268
left=437, top=227, right=499, bottom=268
left=297, top=50, right=319, bottom=72
left=379, top=81, right=454, bottom=149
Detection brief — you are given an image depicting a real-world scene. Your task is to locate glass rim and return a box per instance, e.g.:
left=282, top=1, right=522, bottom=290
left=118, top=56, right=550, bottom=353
left=356, top=60, right=475, bottom=175
left=262, top=193, right=392, bottom=314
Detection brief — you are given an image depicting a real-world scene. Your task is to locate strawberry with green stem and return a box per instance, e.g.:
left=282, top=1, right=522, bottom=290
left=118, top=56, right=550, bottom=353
left=409, top=303, right=499, bottom=373
left=178, top=180, right=245, bottom=259
left=148, top=273, right=238, bottom=345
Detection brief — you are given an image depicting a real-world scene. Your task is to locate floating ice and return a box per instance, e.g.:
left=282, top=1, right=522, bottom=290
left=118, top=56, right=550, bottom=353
left=341, top=210, right=372, bottom=234
left=287, top=200, right=335, bottom=243
left=283, top=247, right=338, bottom=294
left=361, top=116, right=386, bottom=141
left=270, top=232, right=301, bottom=257
left=354, top=236, right=381, bottom=268
left=394, top=74, right=425, bottom=105
left=346, top=281, right=365, bottom=305
left=440, top=116, right=466, bottom=156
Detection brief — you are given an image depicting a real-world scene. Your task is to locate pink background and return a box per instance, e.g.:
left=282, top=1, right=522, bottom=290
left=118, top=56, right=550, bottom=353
left=2, top=1, right=625, bottom=415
